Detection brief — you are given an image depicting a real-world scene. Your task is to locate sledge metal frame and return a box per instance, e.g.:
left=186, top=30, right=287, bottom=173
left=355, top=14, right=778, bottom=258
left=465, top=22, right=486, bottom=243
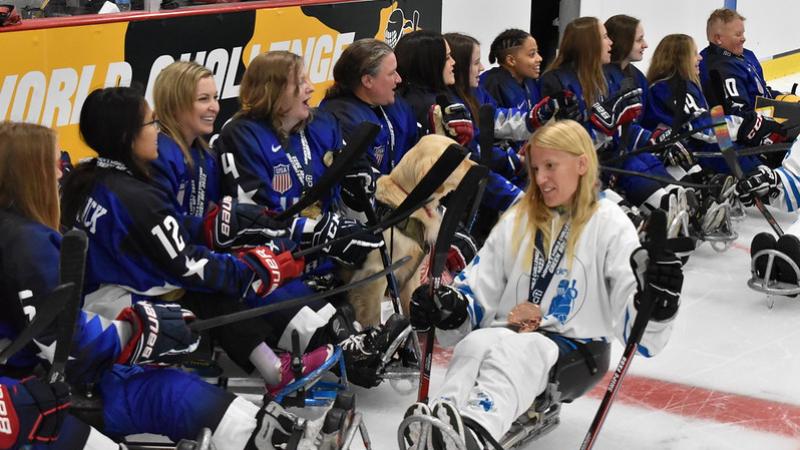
left=396, top=381, right=563, bottom=450
left=748, top=248, right=800, bottom=308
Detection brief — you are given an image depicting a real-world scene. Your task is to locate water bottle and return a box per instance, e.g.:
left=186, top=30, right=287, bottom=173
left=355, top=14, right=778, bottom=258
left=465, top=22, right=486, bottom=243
left=116, top=0, right=131, bottom=12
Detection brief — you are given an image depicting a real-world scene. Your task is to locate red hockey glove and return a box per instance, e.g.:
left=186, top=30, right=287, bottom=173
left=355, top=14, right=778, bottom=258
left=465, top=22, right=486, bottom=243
left=238, top=247, right=305, bottom=297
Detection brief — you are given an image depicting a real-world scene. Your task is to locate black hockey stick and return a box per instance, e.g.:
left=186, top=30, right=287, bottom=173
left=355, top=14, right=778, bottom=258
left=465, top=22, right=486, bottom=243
left=418, top=165, right=489, bottom=403
left=710, top=105, right=784, bottom=236
left=579, top=209, right=668, bottom=450
left=276, top=122, right=380, bottom=220
left=602, top=121, right=715, bottom=165
left=599, top=165, right=719, bottom=191
left=49, top=229, right=89, bottom=383
left=190, top=256, right=411, bottom=332
left=0, top=283, right=74, bottom=365
left=691, top=141, right=792, bottom=158
left=478, top=104, right=496, bottom=168
left=354, top=185, right=404, bottom=314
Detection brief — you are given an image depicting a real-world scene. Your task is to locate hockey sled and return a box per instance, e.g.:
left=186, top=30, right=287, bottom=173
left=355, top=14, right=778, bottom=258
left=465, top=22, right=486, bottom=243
left=397, top=340, right=610, bottom=450
left=748, top=248, right=800, bottom=305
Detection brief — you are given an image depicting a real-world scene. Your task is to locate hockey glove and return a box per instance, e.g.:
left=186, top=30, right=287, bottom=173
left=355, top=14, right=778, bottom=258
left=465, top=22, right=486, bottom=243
left=339, top=154, right=380, bottom=212
left=735, top=111, right=787, bottom=147
left=116, top=301, right=200, bottom=365
left=734, top=165, right=782, bottom=206
left=590, top=87, right=643, bottom=136
left=529, top=90, right=581, bottom=129
left=410, top=284, right=469, bottom=331
left=238, top=246, right=305, bottom=297
left=308, top=212, right=383, bottom=267
left=630, top=246, right=683, bottom=322
left=649, top=127, right=695, bottom=169
left=429, top=101, right=474, bottom=146
left=0, top=377, right=70, bottom=449
left=204, top=196, right=290, bottom=251
left=446, top=230, right=478, bottom=273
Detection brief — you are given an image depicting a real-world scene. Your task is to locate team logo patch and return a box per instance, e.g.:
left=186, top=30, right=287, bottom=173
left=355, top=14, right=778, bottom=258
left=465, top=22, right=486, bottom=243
left=272, top=164, right=293, bottom=194
left=373, top=145, right=385, bottom=167
left=466, top=391, right=495, bottom=412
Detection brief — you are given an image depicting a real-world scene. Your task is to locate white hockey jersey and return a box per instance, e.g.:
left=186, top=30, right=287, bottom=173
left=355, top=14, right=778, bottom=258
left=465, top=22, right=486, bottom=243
left=439, top=198, right=674, bottom=357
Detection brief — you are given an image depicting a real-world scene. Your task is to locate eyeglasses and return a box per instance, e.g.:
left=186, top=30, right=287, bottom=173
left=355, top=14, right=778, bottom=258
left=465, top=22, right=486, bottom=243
left=141, top=119, right=161, bottom=131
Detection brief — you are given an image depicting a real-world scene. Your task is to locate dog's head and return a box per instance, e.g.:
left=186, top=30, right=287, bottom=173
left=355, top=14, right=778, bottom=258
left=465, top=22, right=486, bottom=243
left=376, top=134, right=475, bottom=241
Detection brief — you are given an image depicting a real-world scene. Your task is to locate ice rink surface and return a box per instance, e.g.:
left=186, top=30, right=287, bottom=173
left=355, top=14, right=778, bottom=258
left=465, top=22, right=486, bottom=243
left=342, top=207, right=800, bottom=450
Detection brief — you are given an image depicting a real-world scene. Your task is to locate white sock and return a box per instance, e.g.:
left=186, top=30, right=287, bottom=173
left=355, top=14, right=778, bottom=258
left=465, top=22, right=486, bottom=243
left=249, top=342, right=282, bottom=385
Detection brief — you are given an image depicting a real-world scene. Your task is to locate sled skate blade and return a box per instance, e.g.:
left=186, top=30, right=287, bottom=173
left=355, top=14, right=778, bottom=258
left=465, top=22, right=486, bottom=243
left=748, top=249, right=800, bottom=297
left=397, top=414, right=467, bottom=450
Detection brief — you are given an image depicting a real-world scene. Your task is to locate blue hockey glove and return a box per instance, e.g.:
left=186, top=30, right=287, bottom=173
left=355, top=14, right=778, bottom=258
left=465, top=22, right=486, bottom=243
left=116, top=301, right=200, bottom=365
left=0, top=377, right=70, bottom=449
left=204, top=196, right=291, bottom=251
left=410, top=285, right=469, bottom=331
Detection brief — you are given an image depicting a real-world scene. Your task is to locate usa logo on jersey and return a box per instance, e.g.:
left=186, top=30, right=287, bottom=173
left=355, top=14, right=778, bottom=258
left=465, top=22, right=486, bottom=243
left=272, top=164, right=292, bottom=194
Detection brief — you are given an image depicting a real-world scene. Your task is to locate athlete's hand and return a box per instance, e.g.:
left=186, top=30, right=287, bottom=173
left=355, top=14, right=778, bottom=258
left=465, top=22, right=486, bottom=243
left=0, top=377, right=70, bottom=449
left=410, top=285, right=468, bottom=331
left=239, top=247, right=305, bottom=297
left=116, top=301, right=200, bottom=364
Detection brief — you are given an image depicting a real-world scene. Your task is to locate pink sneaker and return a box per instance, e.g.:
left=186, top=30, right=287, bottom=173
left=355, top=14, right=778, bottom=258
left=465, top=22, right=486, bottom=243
left=267, top=344, right=333, bottom=395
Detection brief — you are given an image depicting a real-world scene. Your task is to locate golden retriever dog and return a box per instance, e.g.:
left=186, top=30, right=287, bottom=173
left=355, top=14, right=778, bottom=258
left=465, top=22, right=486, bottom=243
left=344, top=134, right=475, bottom=327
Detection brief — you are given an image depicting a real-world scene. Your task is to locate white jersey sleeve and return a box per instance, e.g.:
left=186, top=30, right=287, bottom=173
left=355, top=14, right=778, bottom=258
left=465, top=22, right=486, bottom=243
left=773, top=136, right=800, bottom=213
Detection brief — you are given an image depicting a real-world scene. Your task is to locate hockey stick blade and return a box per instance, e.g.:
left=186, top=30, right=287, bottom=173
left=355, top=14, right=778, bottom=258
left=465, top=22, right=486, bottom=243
left=710, top=105, right=784, bottom=236
left=277, top=122, right=380, bottom=220
left=0, top=283, right=74, bottom=365
left=291, top=196, right=433, bottom=259
left=190, top=256, right=411, bottom=332
left=49, top=229, right=89, bottom=383
left=580, top=209, right=667, bottom=450
left=478, top=104, right=496, bottom=167
left=383, top=143, right=469, bottom=224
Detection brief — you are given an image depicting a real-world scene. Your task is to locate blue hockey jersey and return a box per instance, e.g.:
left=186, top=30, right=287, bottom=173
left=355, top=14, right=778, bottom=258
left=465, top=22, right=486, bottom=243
left=216, top=110, right=343, bottom=213
left=319, top=93, right=418, bottom=175
left=479, top=65, right=541, bottom=112
left=699, top=43, right=780, bottom=114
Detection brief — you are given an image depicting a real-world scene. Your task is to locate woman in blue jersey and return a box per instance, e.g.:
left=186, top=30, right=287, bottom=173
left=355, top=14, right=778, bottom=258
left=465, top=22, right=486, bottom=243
left=644, top=34, right=739, bottom=238
left=480, top=28, right=542, bottom=113
left=394, top=30, right=523, bottom=214
left=1, top=121, right=310, bottom=449
left=320, top=38, right=418, bottom=177
left=215, top=50, right=409, bottom=388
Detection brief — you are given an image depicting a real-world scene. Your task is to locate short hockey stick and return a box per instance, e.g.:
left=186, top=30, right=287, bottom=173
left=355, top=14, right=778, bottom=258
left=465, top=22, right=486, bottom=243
left=418, top=164, right=489, bottom=403
left=276, top=122, right=380, bottom=220
left=190, top=256, right=411, bottom=332
left=579, top=209, right=668, bottom=450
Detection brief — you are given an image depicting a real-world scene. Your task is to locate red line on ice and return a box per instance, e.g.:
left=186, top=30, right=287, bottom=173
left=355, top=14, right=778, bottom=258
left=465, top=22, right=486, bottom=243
left=432, top=344, right=800, bottom=438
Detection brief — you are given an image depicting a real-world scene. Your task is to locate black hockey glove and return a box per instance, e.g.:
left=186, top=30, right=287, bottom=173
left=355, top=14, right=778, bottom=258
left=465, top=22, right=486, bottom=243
left=650, top=128, right=695, bottom=170
left=308, top=212, right=383, bottom=267
left=339, top=154, right=380, bottom=212
left=410, top=284, right=469, bottom=331
left=734, top=165, right=782, bottom=206
left=590, top=87, right=643, bottom=136
left=630, top=246, right=684, bottom=322
left=203, top=196, right=291, bottom=251
left=0, top=377, right=70, bottom=449
left=429, top=101, right=474, bottom=146
left=116, top=301, right=200, bottom=365
left=735, top=111, right=787, bottom=147
left=529, top=90, right=582, bottom=129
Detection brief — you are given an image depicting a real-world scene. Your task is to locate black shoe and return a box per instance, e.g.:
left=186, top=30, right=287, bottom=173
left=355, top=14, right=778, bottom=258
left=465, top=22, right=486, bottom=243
left=327, top=303, right=361, bottom=344
left=775, top=234, right=800, bottom=287
left=751, top=232, right=777, bottom=279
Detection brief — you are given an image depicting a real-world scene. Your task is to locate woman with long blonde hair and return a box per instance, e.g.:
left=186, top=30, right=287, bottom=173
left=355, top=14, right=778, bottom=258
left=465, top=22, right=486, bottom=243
left=151, top=60, right=220, bottom=217
left=404, top=119, right=684, bottom=449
